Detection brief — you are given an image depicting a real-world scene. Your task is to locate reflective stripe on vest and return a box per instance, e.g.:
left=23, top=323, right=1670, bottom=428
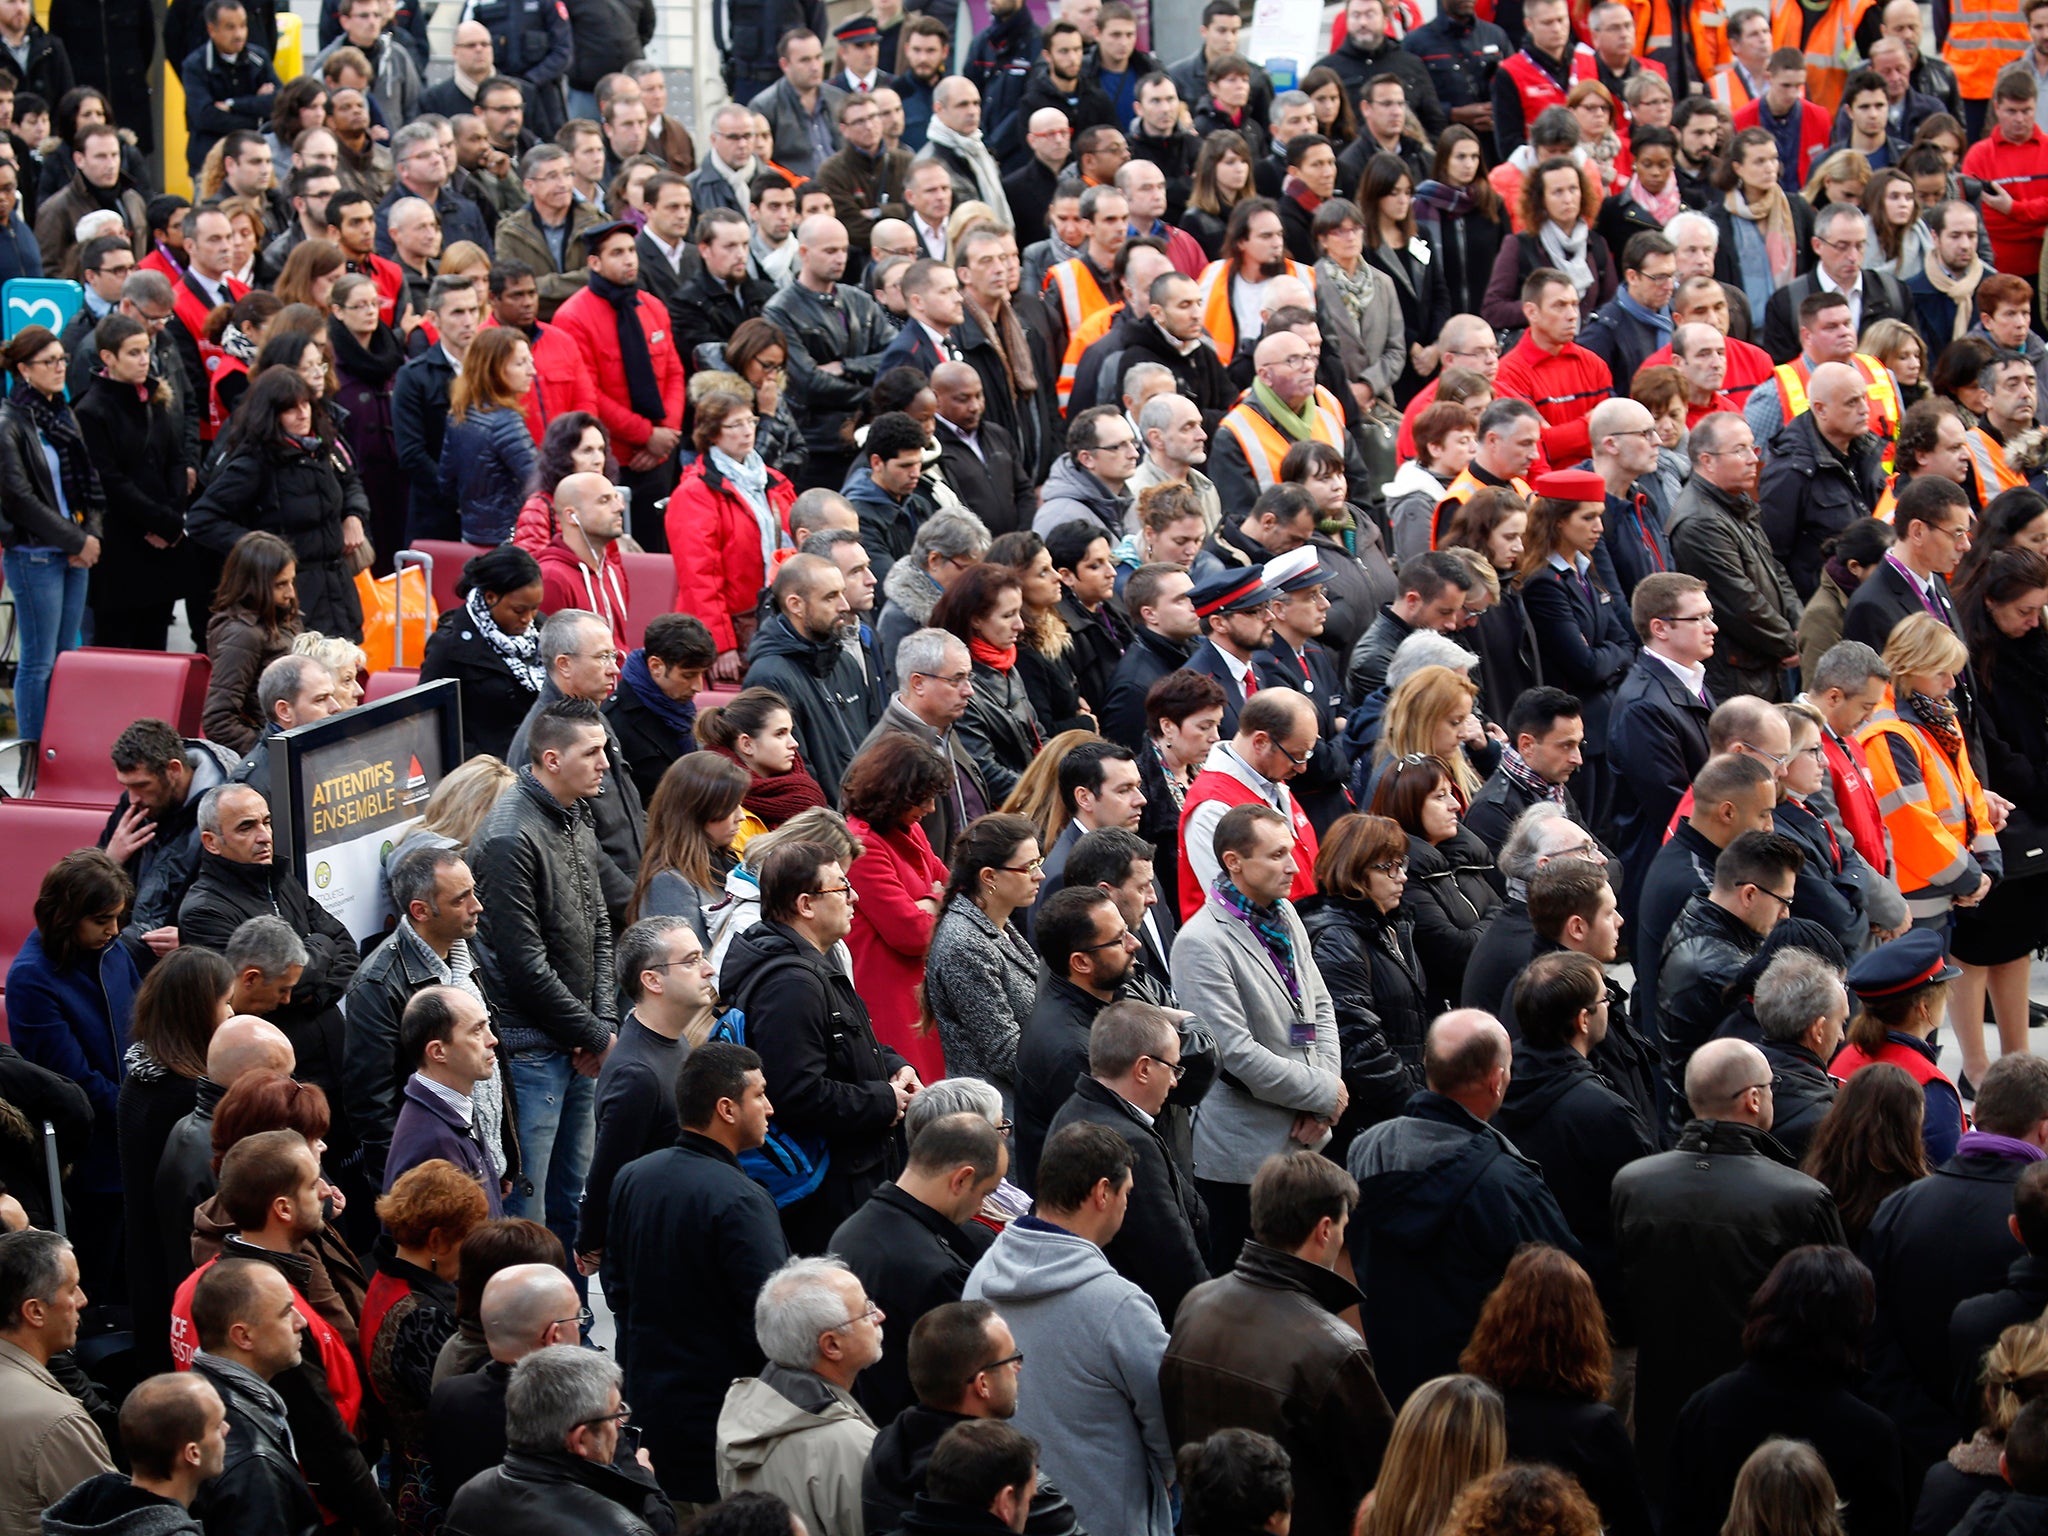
left=1057, top=301, right=1123, bottom=412
left=1046, top=259, right=1112, bottom=337
left=1965, top=426, right=2027, bottom=499
left=1944, top=0, right=2029, bottom=97
left=1770, top=0, right=1875, bottom=114
left=1221, top=387, right=1347, bottom=492
left=1196, top=259, right=1316, bottom=369
left=1773, top=352, right=1900, bottom=468
left=1711, top=62, right=1756, bottom=114
left=1431, top=468, right=1533, bottom=547
left=1863, top=705, right=1984, bottom=914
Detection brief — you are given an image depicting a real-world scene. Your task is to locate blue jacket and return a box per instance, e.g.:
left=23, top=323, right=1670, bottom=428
left=440, top=403, right=537, bottom=545
left=0, top=213, right=41, bottom=284
left=385, top=1074, right=506, bottom=1216
left=5, top=930, right=140, bottom=1192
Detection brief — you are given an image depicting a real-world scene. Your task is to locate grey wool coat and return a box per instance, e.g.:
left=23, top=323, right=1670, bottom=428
left=924, top=894, right=1039, bottom=1090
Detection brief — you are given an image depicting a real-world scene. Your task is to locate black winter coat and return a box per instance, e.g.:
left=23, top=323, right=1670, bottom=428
left=1499, top=1390, right=1653, bottom=1536
left=506, top=677, right=646, bottom=930
left=1013, top=974, right=1104, bottom=1192
left=1460, top=767, right=1597, bottom=871
left=425, top=1360, right=511, bottom=1507
left=116, top=1058, right=195, bottom=1376
left=1047, top=1073, right=1210, bottom=1323
left=1757, top=410, right=1888, bottom=602
left=1665, top=1361, right=1907, bottom=1536
left=1863, top=1150, right=2040, bottom=1467
left=1656, top=896, right=1765, bottom=1137
left=602, top=678, right=695, bottom=807
left=830, top=1182, right=988, bottom=1425
left=1102, top=626, right=1194, bottom=752
left=417, top=604, right=543, bottom=762
left=154, top=1076, right=222, bottom=1286
left=743, top=613, right=880, bottom=800
left=443, top=1448, right=675, bottom=1536
left=1953, top=1492, right=2048, bottom=1536
left=186, top=435, right=369, bottom=640
left=469, top=767, right=617, bottom=1056
left=606, top=1134, right=789, bottom=1503
left=1298, top=892, right=1431, bottom=1153
left=1951, top=1253, right=2048, bottom=1426
left=73, top=370, right=187, bottom=614
left=189, top=1353, right=324, bottom=1536
left=1464, top=898, right=1536, bottom=1014
left=954, top=657, right=1042, bottom=802
left=0, top=392, right=102, bottom=554
left=1402, top=828, right=1501, bottom=1007
left=1633, top=820, right=1722, bottom=1037
left=720, top=919, right=908, bottom=1247
left=1612, top=1120, right=1847, bottom=1500
left=668, top=267, right=778, bottom=363
left=864, top=1404, right=1085, bottom=1536
left=1759, top=1037, right=1837, bottom=1163
left=1519, top=560, right=1637, bottom=745
left=1493, top=1044, right=1656, bottom=1318
left=1056, top=593, right=1130, bottom=718
left=1607, top=655, right=1713, bottom=933
left=1917, top=1453, right=2007, bottom=1536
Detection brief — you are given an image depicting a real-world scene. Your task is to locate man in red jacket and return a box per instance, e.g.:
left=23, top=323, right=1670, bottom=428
left=550, top=222, right=687, bottom=551
left=1493, top=267, right=1613, bottom=466
left=1960, top=71, right=2048, bottom=281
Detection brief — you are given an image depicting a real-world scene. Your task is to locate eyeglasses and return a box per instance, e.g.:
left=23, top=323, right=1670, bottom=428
left=1931, top=522, right=1973, bottom=541
left=1273, top=740, right=1312, bottom=768
left=832, top=1302, right=883, bottom=1331
left=23, top=353, right=65, bottom=370
left=1079, top=925, right=1138, bottom=951
left=1270, top=352, right=1319, bottom=369
left=1814, top=236, right=1863, bottom=255
left=551, top=1306, right=596, bottom=1333
left=1142, top=1053, right=1188, bottom=1082
left=1368, top=859, right=1407, bottom=876
left=576, top=1398, right=632, bottom=1430
left=978, top=1351, right=1025, bottom=1373
left=1086, top=437, right=1139, bottom=454
left=914, top=668, right=975, bottom=688
left=995, top=1118, right=1015, bottom=1135
left=1796, top=744, right=1826, bottom=761
left=809, top=883, right=855, bottom=897
left=1610, top=426, right=1663, bottom=443
left=1659, top=612, right=1715, bottom=625
left=1736, top=742, right=1790, bottom=769
left=1000, top=856, right=1046, bottom=873
left=1748, top=884, right=1795, bottom=912
left=1698, top=443, right=1759, bottom=459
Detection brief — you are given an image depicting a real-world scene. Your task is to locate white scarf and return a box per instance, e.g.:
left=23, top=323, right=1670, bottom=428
left=924, top=120, right=1012, bottom=229
left=712, top=151, right=760, bottom=209
left=1538, top=218, right=1594, bottom=296
left=712, top=445, right=779, bottom=571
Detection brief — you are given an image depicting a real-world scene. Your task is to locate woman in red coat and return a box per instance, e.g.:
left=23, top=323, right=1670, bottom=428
left=841, top=733, right=956, bottom=1085
left=666, top=390, right=797, bottom=683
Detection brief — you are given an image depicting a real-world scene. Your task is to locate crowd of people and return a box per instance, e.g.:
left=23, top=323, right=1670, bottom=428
left=9, top=0, right=2048, bottom=1532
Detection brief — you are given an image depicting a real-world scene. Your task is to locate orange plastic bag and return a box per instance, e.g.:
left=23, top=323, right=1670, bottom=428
left=355, top=565, right=437, bottom=671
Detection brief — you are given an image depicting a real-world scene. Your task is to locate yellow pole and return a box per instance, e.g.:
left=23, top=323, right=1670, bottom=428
left=162, top=11, right=303, bottom=198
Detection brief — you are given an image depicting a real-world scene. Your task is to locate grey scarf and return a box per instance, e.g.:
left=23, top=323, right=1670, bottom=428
left=924, top=120, right=1012, bottom=228
left=1538, top=218, right=1594, bottom=297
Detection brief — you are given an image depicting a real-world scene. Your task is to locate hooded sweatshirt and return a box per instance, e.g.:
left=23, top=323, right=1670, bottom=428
left=717, top=1363, right=875, bottom=1536
left=1031, top=453, right=1132, bottom=541
left=39, top=1476, right=202, bottom=1536
left=963, top=1217, right=1175, bottom=1536
left=1382, top=459, right=1452, bottom=564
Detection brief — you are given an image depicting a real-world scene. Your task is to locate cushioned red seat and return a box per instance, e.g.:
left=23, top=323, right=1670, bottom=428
left=0, top=802, right=117, bottom=990
left=33, top=649, right=211, bottom=808
left=403, top=541, right=494, bottom=617
left=620, top=551, right=676, bottom=650
left=362, top=669, right=421, bottom=704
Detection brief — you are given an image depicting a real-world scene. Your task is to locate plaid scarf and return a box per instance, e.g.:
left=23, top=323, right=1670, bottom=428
left=1210, top=874, right=1308, bottom=1039
left=1499, top=745, right=1566, bottom=805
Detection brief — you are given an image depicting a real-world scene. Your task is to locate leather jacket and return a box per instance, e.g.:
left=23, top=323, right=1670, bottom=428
left=0, top=395, right=101, bottom=552
left=762, top=279, right=899, bottom=450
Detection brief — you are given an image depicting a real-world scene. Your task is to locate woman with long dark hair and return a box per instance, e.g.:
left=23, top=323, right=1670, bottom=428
left=1183, top=131, right=1255, bottom=261
left=1439, top=486, right=1540, bottom=724
left=265, top=76, right=329, bottom=175
left=512, top=410, right=614, bottom=552
left=689, top=316, right=807, bottom=483
left=1414, top=124, right=1507, bottom=320
left=202, top=529, right=303, bottom=752
left=189, top=364, right=369, bottom=639
left=7, top=851, right=139, bottom=1296
left=1359, top=152, right=1452, bottom=405
left=1665, top=1246, right=1904, bottom=1536
left=694, top=687, right=828, bottom=851
left=326, top=271, right=407, bottom=566
left=0, top=324, right=102, bottom=745
left=1461, top=1245, right=1652, bottom=1536
left=1370, top=755, right=1500, bottom=1006
left=1800, top=1062, right=1931, bottom=1248
left=629, top=752, right=750, bottom=936
left=931, top=562, right=1044, bottom=801
left=1278, top=439, right=1396, bottom=658
left=1709, top=127, right=1816, bottom=319
left=439, top=327, right=539, bottom=546
left=1302, top=66, right=1359, bottom=154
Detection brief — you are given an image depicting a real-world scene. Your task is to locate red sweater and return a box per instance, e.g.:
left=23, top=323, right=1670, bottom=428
left=1961, top=127, right=2048, bottom=281
left=1494, top=330, right=1613, bottom=465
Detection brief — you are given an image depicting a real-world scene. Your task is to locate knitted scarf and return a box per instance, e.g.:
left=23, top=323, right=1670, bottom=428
left=1499, top=744, right=1567, bottom=805
left=1210, top=874, right=1307, bottom=1032
left=1413, top=178, right=1477, bottom=219
left=964, top=291, right=1037, bottom=396
left=969, top=636, right=1019, bottom=671
left=1626, top=172, right=1682, bottom=225
left=1282, top=173, right=1324, bottom=219
left=1537, top=218, right=1594, bottom=296
left=1823, top=553, right=1865, bottom=600
left=710, top=445, right=778, bottom=571
left=11, top=379, right=97, bottom=526
left=1921, top=254, right=1985, bottom=343
left=1317, top=256, right=1379, bottom=335
left=463, top=586, right=544, bottom=693
left=1252, top=378, right=1319, bottom=440
left=925, top=119, right=1010, bottom=223
left=619, top=646, right=697, bottom=744
left=327, top=315, right=404, bottom=386
left=1905, top=688, right=1965, bottom=762
left=705, top=742, right=829, bottom=824
left=588, top=270, right=666, bottom=422
left=1725, top=184, right=1796, bottom=286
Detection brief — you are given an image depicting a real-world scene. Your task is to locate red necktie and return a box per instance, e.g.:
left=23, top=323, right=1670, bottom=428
left=1243, top=670, right=1258, bottom=696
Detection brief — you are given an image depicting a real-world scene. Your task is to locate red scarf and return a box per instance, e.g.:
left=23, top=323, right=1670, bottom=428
left=969, top=637, right=1019, bottom=672
left=705, top=744, right=828, bottom=826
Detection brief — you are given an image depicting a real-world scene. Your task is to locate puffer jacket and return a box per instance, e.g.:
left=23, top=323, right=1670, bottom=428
left=439, top=402, right=537, bottom=546
left=186, top=434, right=369, bottom=641
left=202, top=608, right=302, bottom=754
left=1032, top=452, right=1130, bottom=540
left=445, top=1447, right=672, bottom=1536
left=1384, top=460, right=1451, bottom=565
left=469, top=767, right=617, bottom=1057
left=1655, top=895, right=1764, bottom=1138
left=743, top=612, right=879, bottom=799
left=762, top=280, right=898, bottom=453
left=955, top=657, right=1043, bottom=801
left=1297, top=892, right=1430, bottom=1156
left=666, top=452, right=799, bottom=654
left=0, top=392, right=103, bottom=553
left=1403, top=827, right=1502, bottom=1008
left=4, top=931, right=139, bottom=1194
left=72, top=367, right=188, bottom=614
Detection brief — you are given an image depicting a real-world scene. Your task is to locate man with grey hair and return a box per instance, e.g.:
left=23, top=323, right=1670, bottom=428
left=916, top=77, right=1012, bottom=231
left=223, top=920, right=309, bottom=1018
left=425, top=1260, right=583, bottom=1498
left=718, top=1256, right=883, bottom=1533
left=1760, top=201, right=1910, bottom=365
left=507, top=606, right=643, bottom=926
left=444, top=1344, right=672, bottom=1532
left=384, top=194, right=445, bottom=319
left=1665, top=212, right=1758, bottom=344
left=345, top=841, right=504, bottom=1188
left=876, top=508, right=994, bottom=680
left=691, top=103, right=765, bottom=217
left=860, top=626, right=990, bottom=864
left=1126, top=390, right=1222, bottom=535
left=228, top=654, right=339, bottom=807
left=1118, top=360, right=1176, bottom=443
left=0, top=1229, right=116, bottom=1524
left=1751, top=948, right=1847, bottom=1159
left=377, top=119, right=491, bottom=258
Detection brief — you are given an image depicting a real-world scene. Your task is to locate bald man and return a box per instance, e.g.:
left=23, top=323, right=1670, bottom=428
left=536, top=471, right=631, bottom=648
left=1212, top=325, right=1370, bottom=521
left=1586, top=397, right=1674, bottom=602
left=1396, top=314, right=1501, bottom=459
left=1345, top=1008, right=1579, bottom=1405
left=1757, top=358, right=1888, bottom=598
left=1613, top=1032, right=1845, bottom=1500
left=1003, top=109, right=1077, bottom=250
left=765, top=214, right=899, bottom=496
left=930, top=360, right=1033, bottom=534
left=1064, top=240, right=1178, bottom=418
left=426, top=1262, right=583, bottom=1493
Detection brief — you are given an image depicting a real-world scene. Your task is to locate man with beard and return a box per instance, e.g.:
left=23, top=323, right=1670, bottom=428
left=1193, top=198, right=1313, bottom=367
left=1016, top=20, right=1116, bottom=147
left=1318, top=0, right=1446, bottom=135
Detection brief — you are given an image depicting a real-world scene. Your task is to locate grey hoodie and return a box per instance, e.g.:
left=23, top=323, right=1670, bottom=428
left=1031, top=454, right=1132, bottom=541
left=963, top=1217, right=1174, bottom=1536
left=38, top=1475, right=202, bottom=1536
left=717, top=1363, right=876, bottom=1536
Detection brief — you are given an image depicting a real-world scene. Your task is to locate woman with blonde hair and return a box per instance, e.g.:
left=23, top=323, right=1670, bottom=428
left=438, top=326, right=538, bottom=546
left=1354, top=1375, right=1507, bottom=1536
left=1720, top=1440, right=1845, bottom=1536
left=292, top=630, right=368, bottom=709
left=998, top=728, right=1102, bottom=849
left=1801, top=148, right=1872, bottom=212
left=392, top=756, right=517, bottom=855
left=1368, top=663, right=1487, bottom=804
left=218, top=196, right=267, bottom=287
left=1860, top=318, right=1929, bottom=409
left=1922, top=1322, right=2048, bottom=1534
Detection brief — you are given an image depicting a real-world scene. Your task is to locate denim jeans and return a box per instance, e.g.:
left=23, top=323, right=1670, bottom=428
left=4, top=548, right=87, bottom=742
left=505, top=1048, right=596, bottom=1282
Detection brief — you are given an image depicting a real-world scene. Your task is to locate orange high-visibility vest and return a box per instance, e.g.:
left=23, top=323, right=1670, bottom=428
left=1637, top=0, right=1731, bottom=91
left=1774, top=351, right=1901, bottom=471
left=1058, top=301, right=1124, bottom=413
left=1859, top=689, right=1997, bottom=922
left=1711, top=59, right=1759, bottom=114
left=1771, top=0, right=1877, bottom=116
left=1044, top=258, right=1114, bottom=338
left=1431, top=467, right=1533, bottom=547
left=1965, top=425, right=2027, bottom=498
left=1944, top=0, right=2030, bottom=100
left=1218, top=385, right=1347, bottom=491
left=1195, top=258, right=1318, bottom=365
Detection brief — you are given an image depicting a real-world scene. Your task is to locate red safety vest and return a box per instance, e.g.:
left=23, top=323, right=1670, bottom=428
left=1177, top=770, right=1319, bottom=922
left=172, top=1256, right=363, bottom=1432
left=1829, top=1036, right=1967, bottom=1137
left=1819, top=724, right=1889, bottom=874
